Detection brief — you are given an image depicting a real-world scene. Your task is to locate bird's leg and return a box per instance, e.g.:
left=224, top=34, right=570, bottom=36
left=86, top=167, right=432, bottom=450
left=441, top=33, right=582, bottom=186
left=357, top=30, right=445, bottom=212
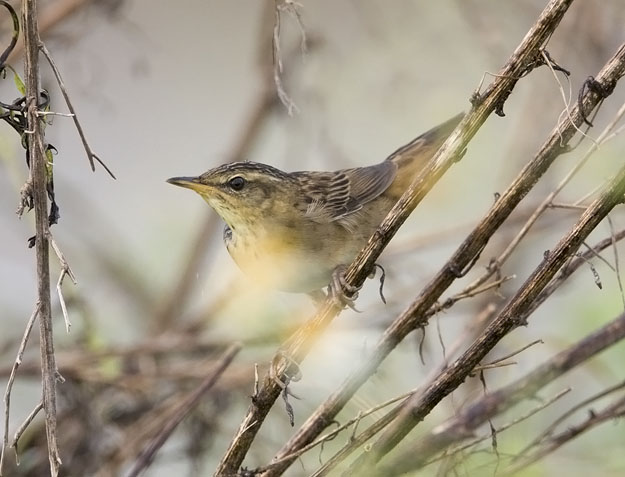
left=329, top=265, right=361, bottom=312
left=269, top=353, right=302, bottom=426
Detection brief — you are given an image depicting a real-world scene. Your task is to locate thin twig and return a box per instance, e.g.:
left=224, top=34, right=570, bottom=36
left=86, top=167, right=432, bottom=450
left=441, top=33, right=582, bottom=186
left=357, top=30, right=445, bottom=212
left=425, top=388, right=571, bottom=468
left=461, top=98, right=625, bottom=299
left=541, top=49, right=594, bottom=146
left=272, top=0, right=304, bottom=115
left=506, top=393, right=625, bottom=474
left=607, top=215, right=625, bottom=309
left=515, top=379, right=625, bottom=460
left=255, top=304, right=498, bottom=476
left=355, top=158, right=625, bottom=474
left=482, top=339, right=543, bottom=367
left=35, top=110, right=74, bottom=118
left=10, top=401, right=43, bottom=461
left=430, top=275, right=515, bottom=315
left=48, top=232, right=76, bottom=333
left=0, top=303, right=40, bottom=476
left=38, top=41, right=114, bottom=178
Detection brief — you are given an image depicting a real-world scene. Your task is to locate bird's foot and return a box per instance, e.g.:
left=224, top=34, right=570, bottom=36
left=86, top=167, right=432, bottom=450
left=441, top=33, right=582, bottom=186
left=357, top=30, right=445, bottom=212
left=329, top=265, right=361, bottom=312
left=270, top=352, right=302, bottom=426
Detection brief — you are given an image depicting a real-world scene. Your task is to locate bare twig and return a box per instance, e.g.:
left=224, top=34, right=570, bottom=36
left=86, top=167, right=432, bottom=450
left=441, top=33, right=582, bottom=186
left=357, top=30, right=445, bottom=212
left=36, top=110, right=74, bottom=118
left=607, top=215, right=625, bottom=308
left=265, top=305, right=498, bottom=477
left=0, top=303, right=40, bottom=475
left=38, top=41, right=114, bottom=178
left=10, top=401, right=43, bottom=460
left=481, top=339, right=543, bottom=367
left=541, top=49, right=593, bottom=145
left=272, top=0, right=305, bottom=115
left=126, top=343, right=242, bottom=477
left=48, top=232, right=76, bottom=333
left=506, top=392, right=625, bottom=474
left=3, top=0, right=93, bottom=63
left=425, top=387, right=571, bottom=468
left=526, top=228, right=625, bottom=318
left=429, top=275, right=514, bottom=315
left=518, top=379, right=625, bottom=460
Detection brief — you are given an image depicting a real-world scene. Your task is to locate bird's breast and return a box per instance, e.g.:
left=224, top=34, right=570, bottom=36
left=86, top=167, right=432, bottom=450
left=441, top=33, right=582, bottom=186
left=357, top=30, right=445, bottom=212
left=223, top=221, right=363, bottom=293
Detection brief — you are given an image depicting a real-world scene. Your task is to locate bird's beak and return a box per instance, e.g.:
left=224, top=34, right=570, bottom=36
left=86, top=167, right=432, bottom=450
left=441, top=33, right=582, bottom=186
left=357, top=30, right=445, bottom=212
left=166, top=176, right=204, bottom=192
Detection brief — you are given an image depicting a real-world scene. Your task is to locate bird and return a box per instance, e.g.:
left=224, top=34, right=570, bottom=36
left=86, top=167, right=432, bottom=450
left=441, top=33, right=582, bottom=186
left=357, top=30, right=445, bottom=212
left=167, top=113, right=462, bottom=305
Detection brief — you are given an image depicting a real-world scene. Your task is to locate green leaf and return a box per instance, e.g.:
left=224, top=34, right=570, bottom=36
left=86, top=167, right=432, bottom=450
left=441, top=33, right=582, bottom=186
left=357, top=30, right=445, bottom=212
left=45, top=146, right=54, bottom=179
left=13, top=72, right=25, bottom=95
left=4, top=65, right=25, bottom=95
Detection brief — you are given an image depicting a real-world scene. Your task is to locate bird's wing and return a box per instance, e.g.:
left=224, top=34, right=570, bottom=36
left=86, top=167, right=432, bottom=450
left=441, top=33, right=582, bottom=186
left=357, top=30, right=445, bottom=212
left=344, top=160, right=397, bottom=205
left=294, top=160, right=397, bottom=227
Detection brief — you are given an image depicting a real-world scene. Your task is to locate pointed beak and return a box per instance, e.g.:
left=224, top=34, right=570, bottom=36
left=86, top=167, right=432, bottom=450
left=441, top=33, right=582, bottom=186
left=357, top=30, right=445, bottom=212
left=167, top=176, right=204, bottom=192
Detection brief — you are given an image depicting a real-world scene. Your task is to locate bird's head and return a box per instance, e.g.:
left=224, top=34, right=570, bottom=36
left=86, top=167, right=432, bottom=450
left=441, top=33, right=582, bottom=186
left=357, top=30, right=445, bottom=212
left=167, top=162, right=297, bottom=231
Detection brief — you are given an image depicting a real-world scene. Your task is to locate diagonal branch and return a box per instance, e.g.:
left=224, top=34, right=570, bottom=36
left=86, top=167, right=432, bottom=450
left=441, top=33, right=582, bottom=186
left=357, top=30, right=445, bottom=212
left=216, top=1, right=579, bottom=475
left=373, top=309, right=625, bottom=476
left=350, top=71, right=625, bottom=474
left=303, top=227, right=625, bottom=477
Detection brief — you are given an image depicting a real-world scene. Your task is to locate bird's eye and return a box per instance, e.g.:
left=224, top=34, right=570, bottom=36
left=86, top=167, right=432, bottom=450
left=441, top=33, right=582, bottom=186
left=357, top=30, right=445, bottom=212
left=228, top=176, right=246, bottom=191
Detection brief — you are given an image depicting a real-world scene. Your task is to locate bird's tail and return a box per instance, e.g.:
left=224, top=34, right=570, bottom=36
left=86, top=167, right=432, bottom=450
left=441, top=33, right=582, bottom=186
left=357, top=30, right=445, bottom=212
left=385, top=112, right=464, bottom=197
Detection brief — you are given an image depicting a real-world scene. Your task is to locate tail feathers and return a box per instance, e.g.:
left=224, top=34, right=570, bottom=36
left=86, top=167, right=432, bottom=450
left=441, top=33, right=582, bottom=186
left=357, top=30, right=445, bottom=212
left=386, top=113, right=464, bottom=199
left=386, top=112, right=464, bottom=168
left=384, top=112, right=463, bottom=198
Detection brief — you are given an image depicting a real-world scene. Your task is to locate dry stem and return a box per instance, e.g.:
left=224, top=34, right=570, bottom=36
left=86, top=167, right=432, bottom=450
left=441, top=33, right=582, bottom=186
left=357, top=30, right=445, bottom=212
left=22, top=0, right=60, bottom=474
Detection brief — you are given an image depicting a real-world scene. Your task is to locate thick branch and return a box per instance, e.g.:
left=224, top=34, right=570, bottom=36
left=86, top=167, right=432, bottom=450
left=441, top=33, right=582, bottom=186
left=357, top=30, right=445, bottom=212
left=22, top=0, right=60, bottom=475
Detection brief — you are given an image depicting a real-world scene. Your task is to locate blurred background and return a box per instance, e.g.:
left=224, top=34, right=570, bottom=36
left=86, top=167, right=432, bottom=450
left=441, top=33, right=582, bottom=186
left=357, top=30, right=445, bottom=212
left=1, top=0, right=625, bottom=475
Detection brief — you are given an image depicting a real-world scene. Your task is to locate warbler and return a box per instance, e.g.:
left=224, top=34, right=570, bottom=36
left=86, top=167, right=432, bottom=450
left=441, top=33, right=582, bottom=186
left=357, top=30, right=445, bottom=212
left=168, top=113, right=462, bottom=300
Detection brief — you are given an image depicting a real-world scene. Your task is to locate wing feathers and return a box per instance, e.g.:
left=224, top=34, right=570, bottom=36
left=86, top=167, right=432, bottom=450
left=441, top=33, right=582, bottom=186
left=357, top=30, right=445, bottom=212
left=294, top=160, right=396, bottom=226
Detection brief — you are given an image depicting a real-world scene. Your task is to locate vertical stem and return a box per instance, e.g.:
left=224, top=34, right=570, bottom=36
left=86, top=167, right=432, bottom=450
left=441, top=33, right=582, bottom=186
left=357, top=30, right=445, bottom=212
left=22, top=0, right=60, bottom=475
